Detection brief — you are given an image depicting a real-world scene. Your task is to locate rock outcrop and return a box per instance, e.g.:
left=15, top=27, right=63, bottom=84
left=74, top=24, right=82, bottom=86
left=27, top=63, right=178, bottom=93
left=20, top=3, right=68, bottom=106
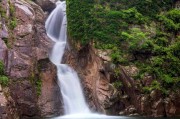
left=63, top=45, right=122, bottom=114
left=33, top=0, right=57, bottom=13
left=0, top=85, right=8, bottom=119
left=63, top=43, right=180, bottom=117
left=0, top=0, right=62, bottom=118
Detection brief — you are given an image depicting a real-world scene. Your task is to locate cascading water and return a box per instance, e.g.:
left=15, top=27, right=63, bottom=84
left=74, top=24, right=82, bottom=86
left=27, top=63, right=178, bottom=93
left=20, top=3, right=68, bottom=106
left=45, top=1, right=125, bottom=119
left=45, top=1, right=90, bottom=115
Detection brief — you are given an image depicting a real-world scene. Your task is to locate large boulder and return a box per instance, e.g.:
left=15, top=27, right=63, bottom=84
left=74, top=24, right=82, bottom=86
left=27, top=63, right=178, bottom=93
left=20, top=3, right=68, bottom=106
left=33, top=0, right=57, bottom=12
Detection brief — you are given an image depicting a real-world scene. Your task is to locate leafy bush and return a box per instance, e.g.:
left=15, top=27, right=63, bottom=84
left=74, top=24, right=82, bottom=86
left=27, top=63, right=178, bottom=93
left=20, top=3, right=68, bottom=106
left=0, top=76, right=9, bottom=87
left=0, top=61, right=9, bottom=87
left=9, top=18, right=17, bottom=30
left=157, top=9, right=180, bottom=32
left=0, top=61, right=4, bottom=75
left=112, top=80, right=123, bottom=89
left=143, top=80, right=161, bottom=93
left=121, top=28, right=153, bottom=54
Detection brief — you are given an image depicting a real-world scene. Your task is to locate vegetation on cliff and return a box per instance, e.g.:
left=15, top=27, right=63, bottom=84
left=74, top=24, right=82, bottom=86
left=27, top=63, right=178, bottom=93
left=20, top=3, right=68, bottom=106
left=0, top=61, right=9, bottom=86
left=67, top=0, right=180, bottom=95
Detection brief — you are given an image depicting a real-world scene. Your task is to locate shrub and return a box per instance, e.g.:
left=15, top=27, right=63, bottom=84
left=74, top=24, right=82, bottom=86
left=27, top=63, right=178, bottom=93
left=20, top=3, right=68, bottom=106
left=112, top=80, right=123, bottom=89
left=0, top=61, right=4, bottom=75
left=9, top=18, right=17, bottom=30
left=0, top=61, right=9, bottom=87
left=0, top=76, right=9, bottom=86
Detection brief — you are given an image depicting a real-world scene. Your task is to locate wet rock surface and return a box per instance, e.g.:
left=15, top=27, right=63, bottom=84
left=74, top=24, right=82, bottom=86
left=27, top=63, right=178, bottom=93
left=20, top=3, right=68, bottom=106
left=0, top=0, right=62, bottom=118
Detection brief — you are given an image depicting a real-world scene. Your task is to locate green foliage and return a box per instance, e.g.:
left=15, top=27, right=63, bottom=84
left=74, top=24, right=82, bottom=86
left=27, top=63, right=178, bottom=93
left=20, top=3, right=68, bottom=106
left=112, top=80, right=123, bottom=89
left=143, top=80, right=161, bottom=94
left=67, top=0, right=179, bottom=94
left=0, top=76, right=9, bottom=87
left=67, top=0, right=147, bottom=45
left=143, top=80, right=170, bottom=96
left=9, top=1, right=15, bottom=16
left=0, top=61, right=9, bottom=87
left=35, top=79, right=42, bottom=96
left=121, top=28, right=154, bottom=54
left=67, top=0, right=94, bottom=44
left=0, top=2, right=7, bottom=20
left=30, top=72, right=42, bottom=96
left=157, top=9, right=180, bottom=32
left=9, top=18, right=17, bottom=30
left=132, top=0, right=172, bottom=17
left=0, top=61, right=4, bottom=75
left=166, top=9, right=180, bottom=24
left=9, top=1, right=17, bottom=30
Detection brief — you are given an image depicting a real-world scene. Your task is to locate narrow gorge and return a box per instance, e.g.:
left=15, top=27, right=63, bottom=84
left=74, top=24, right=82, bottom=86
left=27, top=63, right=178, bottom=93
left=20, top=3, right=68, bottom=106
left=0, top=0, right=180, bottom=119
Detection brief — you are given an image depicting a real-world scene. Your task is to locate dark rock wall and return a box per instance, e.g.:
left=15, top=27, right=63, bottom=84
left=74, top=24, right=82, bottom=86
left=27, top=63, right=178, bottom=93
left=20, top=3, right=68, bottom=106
left=0, top=0, right=62, bottom=118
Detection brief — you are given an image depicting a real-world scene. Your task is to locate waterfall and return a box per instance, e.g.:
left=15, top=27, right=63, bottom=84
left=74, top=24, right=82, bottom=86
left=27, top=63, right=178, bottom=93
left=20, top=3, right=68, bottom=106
left=45, top=1, right=90, bottom=115
left=45, top=1, right=122, bottom=119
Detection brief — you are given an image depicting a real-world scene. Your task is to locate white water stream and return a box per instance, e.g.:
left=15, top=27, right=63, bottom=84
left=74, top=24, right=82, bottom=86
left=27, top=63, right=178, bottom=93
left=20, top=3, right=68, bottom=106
left=45, top=1, right=125, bottom=119
left=45, top=1, right=90, bottom=115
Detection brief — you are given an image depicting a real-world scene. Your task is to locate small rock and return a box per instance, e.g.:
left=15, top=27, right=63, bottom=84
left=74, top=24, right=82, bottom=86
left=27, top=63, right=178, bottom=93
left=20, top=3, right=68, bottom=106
left=119, top=111, right=125, bottom=115
left=150, top=90, right=156, bottom=99
left=33, top=0, right=57, bottom=12
left=123, top=65, right=139, bottom=77
left=129, top=113, right=139, bottom=116
left=0, top=93, right=7, bottom=106
left=0, top=19, right=9, bottom=39
left=129, top=107, right=136, bottom=113
left=97, top=49, right=112, bottom=61
left=121, top=95, right=129, bottom=99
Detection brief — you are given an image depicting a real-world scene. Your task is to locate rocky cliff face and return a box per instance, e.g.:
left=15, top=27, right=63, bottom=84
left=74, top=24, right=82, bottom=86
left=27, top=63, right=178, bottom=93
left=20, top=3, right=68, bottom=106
left=63, top=43, right=180, bottom=117
left=0, top=0, right=62, bottom=118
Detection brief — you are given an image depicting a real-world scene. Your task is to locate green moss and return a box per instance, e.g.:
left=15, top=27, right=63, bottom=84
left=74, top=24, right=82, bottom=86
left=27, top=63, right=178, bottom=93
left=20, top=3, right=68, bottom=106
left=35, top=78, right=42, bottom=96
left=0, top=61, right=9, bottom=87
left=0, top=61, right=4, bottom=75
left=0, top=3, right=7, bottom=21
left=9, top=1, right=15, bottom=16
left=143, top=80, right=161, bottom=93
left=29, top=71, right=42, bottom=96
left=9, top=18, right=17, bottom=30
left=9, top=1, right=17, bottom=30
left=112, top=80, right=123, bottom=89
left=0, top=76, right=9, bottom=87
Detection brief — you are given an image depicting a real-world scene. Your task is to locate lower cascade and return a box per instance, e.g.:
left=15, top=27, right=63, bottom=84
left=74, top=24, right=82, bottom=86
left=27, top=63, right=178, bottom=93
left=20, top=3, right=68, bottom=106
left=45, top=1, right=121, bottom=119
